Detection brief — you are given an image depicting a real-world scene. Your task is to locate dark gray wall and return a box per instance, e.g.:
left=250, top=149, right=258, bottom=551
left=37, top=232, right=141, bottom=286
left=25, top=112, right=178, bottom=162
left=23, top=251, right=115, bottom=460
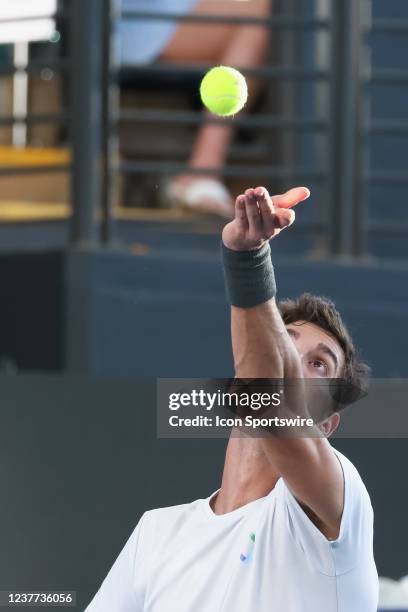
left=0, top=252, right=64, bottom=371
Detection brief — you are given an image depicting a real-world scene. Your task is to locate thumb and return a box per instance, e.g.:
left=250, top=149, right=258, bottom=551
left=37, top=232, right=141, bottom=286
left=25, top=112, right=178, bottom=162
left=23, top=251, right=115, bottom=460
left=272, top=187, right=310, bottom=210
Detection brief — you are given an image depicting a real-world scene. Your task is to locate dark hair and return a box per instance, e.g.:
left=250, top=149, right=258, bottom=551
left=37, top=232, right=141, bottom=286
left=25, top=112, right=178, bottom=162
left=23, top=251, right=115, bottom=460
left=278, top=293, right=370, bottom=405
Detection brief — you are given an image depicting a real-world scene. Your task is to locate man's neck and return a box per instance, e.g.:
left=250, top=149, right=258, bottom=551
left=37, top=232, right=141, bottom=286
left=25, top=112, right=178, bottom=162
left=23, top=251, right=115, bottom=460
left=211, top=431, right=280, bottom=515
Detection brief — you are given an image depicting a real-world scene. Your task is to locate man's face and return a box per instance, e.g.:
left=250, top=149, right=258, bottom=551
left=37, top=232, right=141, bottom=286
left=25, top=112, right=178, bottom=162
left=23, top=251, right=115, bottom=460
left=286, top=321, right=344, bottom=379
left=285, top=321, right=345, bottom=436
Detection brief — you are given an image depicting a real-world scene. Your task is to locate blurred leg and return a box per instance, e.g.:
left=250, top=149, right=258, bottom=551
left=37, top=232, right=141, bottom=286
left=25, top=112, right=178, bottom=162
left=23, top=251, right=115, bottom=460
left=161, top=0, right=271, bottom=215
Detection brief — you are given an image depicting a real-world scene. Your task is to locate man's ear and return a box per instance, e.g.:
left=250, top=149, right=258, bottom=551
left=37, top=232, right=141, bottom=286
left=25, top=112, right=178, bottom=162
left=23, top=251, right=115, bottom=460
left=318, top=412, right=340, bottom=438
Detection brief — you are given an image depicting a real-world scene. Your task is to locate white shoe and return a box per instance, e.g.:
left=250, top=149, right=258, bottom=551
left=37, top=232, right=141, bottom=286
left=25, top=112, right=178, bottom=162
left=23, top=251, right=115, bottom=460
left=164, top=177, right=234, bottom=219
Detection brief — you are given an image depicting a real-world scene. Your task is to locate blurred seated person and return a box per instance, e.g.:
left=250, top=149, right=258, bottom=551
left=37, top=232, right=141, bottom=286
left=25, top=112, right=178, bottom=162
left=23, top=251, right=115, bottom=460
left=119, top=0, right=271, bottom=217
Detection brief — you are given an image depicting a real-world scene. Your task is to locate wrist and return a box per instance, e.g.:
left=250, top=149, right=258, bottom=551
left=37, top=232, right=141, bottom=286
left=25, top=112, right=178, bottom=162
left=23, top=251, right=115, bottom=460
left=221, top=227, right=268, bottom=252
left=222, top=240, right=266, bottom=252
left=221, top=242, right=277, bottom=308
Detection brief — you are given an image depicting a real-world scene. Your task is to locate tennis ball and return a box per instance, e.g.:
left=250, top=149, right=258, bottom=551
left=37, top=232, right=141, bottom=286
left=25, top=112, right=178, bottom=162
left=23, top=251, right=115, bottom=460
left=200, top=66, right=248, bottom=117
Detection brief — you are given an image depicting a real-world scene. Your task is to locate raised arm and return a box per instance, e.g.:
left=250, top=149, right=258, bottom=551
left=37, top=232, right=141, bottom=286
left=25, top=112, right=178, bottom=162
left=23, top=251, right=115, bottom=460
left=222, top=186, right=306, bottom=379
left=221, top=186, right=344, bottom=540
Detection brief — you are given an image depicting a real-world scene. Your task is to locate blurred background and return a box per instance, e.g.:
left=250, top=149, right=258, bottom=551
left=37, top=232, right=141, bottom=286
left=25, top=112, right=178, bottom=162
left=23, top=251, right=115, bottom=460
left=0, top=0, right=407, bottom=610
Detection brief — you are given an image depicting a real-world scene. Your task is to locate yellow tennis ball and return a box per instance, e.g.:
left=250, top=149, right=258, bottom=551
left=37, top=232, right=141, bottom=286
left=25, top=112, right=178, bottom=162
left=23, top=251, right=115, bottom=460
left=200, top=66, right=248, bottom=117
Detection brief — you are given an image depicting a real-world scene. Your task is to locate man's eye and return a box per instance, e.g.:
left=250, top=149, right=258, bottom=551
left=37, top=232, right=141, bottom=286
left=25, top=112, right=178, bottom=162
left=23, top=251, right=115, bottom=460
left=311, top=359, right=328, bottom=374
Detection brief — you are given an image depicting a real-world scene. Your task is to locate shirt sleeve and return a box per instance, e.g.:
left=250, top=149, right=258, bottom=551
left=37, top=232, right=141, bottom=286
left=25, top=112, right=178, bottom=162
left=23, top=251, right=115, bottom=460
left=282, top=449, right=375, bottom=576
left=85, top=513, right=147, bottom=612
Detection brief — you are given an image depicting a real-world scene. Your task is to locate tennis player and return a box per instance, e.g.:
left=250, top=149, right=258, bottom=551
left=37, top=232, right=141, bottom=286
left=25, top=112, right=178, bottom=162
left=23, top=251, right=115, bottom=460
left=86, top=186, right=378, bottom=611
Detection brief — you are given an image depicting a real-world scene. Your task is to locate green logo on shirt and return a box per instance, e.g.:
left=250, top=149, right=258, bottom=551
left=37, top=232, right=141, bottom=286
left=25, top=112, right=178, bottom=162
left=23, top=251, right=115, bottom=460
left=240, top=532, right=255, bottom=563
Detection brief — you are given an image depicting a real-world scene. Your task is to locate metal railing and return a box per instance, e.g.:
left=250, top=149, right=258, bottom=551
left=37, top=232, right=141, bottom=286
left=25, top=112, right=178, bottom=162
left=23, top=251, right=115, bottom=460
left=0, top=0, right=406, bottom=258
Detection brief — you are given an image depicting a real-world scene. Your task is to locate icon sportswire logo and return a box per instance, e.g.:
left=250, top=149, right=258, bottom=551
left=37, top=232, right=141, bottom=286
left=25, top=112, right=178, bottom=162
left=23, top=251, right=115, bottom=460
left=240, top=532, right=255, bottom=563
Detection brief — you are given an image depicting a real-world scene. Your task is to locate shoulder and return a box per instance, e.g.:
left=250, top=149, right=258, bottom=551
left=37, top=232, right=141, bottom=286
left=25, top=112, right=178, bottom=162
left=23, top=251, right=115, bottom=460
left=139, top=496, right=206, bottom=540
left=131, top=496, right=206, bottom=570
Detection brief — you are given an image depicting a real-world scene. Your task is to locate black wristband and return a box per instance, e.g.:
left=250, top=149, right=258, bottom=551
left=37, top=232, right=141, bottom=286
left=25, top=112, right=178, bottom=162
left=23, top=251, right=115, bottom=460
left=221, top=242, right=276, bottom=308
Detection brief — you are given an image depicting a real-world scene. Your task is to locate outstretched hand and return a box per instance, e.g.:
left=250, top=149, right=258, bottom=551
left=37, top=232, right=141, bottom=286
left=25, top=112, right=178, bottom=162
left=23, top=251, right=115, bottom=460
left=222, top=186, right=310, bottom=251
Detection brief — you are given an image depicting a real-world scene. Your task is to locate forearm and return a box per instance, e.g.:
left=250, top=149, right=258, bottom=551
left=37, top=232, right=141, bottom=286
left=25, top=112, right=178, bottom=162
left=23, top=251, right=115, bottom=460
left=223, top=239, right=313, bottom=430
left=232, top=298, right=302, bottom=379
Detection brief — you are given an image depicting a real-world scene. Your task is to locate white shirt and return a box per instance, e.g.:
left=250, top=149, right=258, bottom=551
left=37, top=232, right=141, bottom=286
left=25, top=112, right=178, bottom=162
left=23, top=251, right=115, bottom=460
left=86, top=448, right=378, bottom=612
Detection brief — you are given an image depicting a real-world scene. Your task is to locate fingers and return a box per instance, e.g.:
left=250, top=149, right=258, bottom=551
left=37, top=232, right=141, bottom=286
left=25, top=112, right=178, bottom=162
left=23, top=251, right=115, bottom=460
left=234, top=195, right=248, bottom=229
left=244, top=188, right=262, bottom=234
left=233, top=185, right=304, bottom=238
left=254, top=186, right=277, bottom=233
left=254, top=186, right=296, bottom=232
